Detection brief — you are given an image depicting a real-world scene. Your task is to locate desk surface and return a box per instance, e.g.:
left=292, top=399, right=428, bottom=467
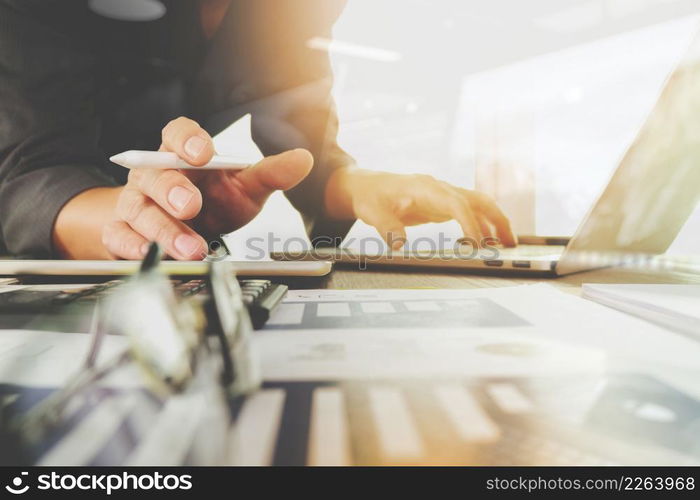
left=326, top=264, right=700, bottom=293
left=4, top=260, right=700, bottom=466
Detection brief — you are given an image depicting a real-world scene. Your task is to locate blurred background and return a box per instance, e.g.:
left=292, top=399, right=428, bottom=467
left=218, top=0, right=700, bottom=258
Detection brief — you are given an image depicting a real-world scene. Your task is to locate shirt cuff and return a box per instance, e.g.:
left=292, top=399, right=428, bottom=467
left=0, top=166, right=117, bottom=258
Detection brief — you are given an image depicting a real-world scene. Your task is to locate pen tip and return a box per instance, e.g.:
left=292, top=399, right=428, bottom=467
left=109, top=152, right=127, bottom=167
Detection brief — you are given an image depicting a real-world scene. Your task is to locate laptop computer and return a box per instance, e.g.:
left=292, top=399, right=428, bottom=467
left=274, top=28, right=700, bottom=277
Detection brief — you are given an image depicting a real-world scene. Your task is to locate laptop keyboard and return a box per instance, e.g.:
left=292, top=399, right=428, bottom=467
left=0, top=279, right=288, bottom=330
left=416, top=245, right=564, bottom=259
left=326, top=244, right=565, bottom=260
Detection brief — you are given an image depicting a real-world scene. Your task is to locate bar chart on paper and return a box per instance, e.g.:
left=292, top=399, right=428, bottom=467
left=4, top=375, right=699, bottom=466
left=232, top=377, right=700, bottom=466
left=264, top=298, right=530, bottom=330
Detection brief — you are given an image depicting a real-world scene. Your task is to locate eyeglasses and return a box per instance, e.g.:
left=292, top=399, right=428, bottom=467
left=15, top=242, right=260, bottom=443
left=205, top=258, right=260, bottom=394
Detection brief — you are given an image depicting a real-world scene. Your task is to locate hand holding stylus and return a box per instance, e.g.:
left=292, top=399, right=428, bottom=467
left=102, top=117, right=313, bottom=260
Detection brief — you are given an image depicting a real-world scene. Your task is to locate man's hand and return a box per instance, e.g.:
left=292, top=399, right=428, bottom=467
left=55, top=117, right=313, bottom=260
left=325, top=168, right=517, bottom=250
left=54, top=116, right=514, bottom=260
left=102, top=117, right=313, bottom=259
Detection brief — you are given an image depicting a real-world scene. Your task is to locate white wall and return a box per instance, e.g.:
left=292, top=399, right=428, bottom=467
left=220, top=0, right=700, bottom=257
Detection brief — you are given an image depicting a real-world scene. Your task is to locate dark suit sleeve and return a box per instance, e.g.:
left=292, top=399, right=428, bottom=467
left=196, top=0, right=356, bottom=246
left=0, top=1, right=117, bottom=257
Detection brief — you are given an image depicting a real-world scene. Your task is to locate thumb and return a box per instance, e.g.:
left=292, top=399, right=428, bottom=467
left=234, top=149, right=313, bottom=202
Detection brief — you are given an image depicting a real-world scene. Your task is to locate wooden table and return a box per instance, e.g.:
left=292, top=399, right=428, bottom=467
left=325, top=263, right=700, bottom=294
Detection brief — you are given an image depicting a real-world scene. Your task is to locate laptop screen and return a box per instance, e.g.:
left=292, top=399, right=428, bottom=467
left=559, top=25, right=700, bottom=274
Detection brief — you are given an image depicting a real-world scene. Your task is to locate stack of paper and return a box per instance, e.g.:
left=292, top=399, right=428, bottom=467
left=256, top=284, right=700, bottom=381
left=582, top=284, right=700, bottom=338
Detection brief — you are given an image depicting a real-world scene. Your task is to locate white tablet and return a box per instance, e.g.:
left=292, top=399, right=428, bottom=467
left=0, top=259, right=333, bottom=278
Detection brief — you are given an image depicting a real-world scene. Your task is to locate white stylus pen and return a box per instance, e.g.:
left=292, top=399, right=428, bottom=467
left=109, top=150, right=253, bottom=170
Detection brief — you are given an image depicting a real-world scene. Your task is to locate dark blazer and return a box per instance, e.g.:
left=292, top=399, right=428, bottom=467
left=0, top=0, right=355, bottom=257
